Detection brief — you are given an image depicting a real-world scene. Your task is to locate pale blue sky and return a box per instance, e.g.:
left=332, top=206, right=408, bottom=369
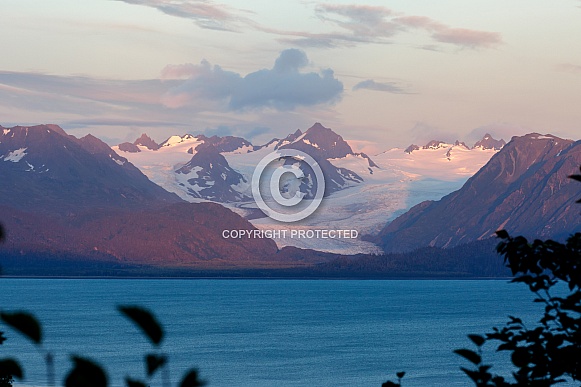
left=1, top=0, right=580, bottom=151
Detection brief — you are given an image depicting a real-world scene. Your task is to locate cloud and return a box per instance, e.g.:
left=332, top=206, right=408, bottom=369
left=113, top=0, right=247, bottom=31
left=431, top=28, right=502, bottom=49
left=116, top=1, right=502, bottom=51
left=315, top=5, right=400, bottom=39
left=352, top=79, right=408, bottom=94
left=275, top=4, right=502, bottom=50
left=162, top=49, right=343, bottom=110
left=160, top=63, right=203, bottom=79
left=394, top=16, right=501, bottom=48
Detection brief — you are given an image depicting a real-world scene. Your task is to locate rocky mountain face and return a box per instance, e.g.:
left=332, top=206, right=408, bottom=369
left=0, top=125, right=180, bottom=211
left=279, top=123, right=378, bottom=167
left=113, top=123, right=371, bottom=203
left=374, top=133, right=581, bottom=252
left=275, top=123, right=366, bottom=197
left=0, top=124, right=314, bottom=269
left=196, top=134, right=253, bottom=153
left=473, top=133, right=506, bottom=150
left=175, top=143, right=250, bottom=202
left=134, top=133, right=161, bottom=150
left=405, top=134, right=505, bottom=154
left=118, top=133, right=161, bottom=153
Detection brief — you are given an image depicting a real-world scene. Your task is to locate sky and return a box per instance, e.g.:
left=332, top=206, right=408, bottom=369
left=1, top=0, right=580, bottom=153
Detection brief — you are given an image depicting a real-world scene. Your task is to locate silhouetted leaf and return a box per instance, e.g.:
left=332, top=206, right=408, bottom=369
left=180, top=369, right=206, bottom=387
left=511, top=348, right=530, bottom=368
left=118, top=306, right=163, bottom=346
left=381, top=382, right=399, bottom=387
left=125, top=378, right=147, bottom=387
left=396, top=371, right=406, bottom=379
left=454, top=349, right=482, bottom=365
left=460, top=367, right=481, bottom=383
left=145, top=354, right=166, bottom=377
left=468, top=334, right=486, bottom=347
left=0, top=311, right=42, bottom=345
left=65, top=356, right=107, bottom=387
left=0, top=359, right=23, bottom=379
left=496, top=230, right=509, bottom=239
left=0, top=332, right=6, bottom=345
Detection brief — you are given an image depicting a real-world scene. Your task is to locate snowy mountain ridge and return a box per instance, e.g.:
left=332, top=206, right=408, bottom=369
left=112, top=124, right=503, bottom=254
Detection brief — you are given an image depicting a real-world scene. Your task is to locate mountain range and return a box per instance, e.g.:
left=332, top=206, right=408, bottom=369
left=113, top=123, right=504, bottom=254
left=0, top=124, right=328, bottom=269
left=374, top=133, right=581, bottom=252
left=1, top=122, right=580, bottom=277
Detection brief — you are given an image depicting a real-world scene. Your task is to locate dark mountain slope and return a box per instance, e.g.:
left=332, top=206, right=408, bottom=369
left=375, top=133, right=581, bottom=252
left=0, top=125, right=180, bottom=211
left=175, top=143, right=250, bottom=202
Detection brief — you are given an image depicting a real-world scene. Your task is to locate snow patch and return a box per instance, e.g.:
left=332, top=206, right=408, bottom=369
left=226, top=144, right=254, bottom=154
left=2, top=129, right=10, bottom=135
left=303, top=139, right=321, bottom=149
left=3, top=148, right=27, bottom=162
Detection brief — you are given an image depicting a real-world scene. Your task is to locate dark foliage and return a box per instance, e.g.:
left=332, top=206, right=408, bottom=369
left=119, top=306, right=164, bottom=346
left=180, top=369, right=206, bottom=387
left=0, top=359, right=19, bottom=386
left=65, top=357, right=108, bottom=387
left=0, top=304, right=206, bottom=386
left=453, top=231, right=581, bottom=386
left=382, top=371, right=405, bottom=386
left=0, top=312, right=42, bottom=345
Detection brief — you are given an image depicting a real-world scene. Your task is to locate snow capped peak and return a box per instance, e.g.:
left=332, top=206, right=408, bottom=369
left=422, top=140, right=451, bottom=150
left=287, top=122, right=355, bottom=159
left=524, top=133, right=559, bottom=141
left=160, top=134, right=199, bottom=147
left=454, top=140, right=469, bottom=149
left=473, top=133, right=506, bottom=150
left=134, top=133, right=160, bottom=150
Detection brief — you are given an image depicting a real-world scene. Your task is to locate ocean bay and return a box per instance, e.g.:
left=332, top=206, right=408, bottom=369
left=0, top=279, right=539, bottom=387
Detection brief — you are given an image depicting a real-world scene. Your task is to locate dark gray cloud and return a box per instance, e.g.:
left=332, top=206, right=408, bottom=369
left=162, top=49, right=343, bottom=110
left=352, top=79, right=408, bottom=94
left=0, top=59, right=341, bottom=145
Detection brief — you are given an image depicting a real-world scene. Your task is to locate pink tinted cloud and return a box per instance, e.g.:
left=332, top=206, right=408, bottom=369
left=118, top=1, right=503, bottom=50
left=161, top=63, right=202, bottom=79
left=286, top=4, right=502, bottom=50
left=395, top=15, right=442, bottom=29
left=432, top=28, right=502, bottom=49
left=114, top=0, right=248, bottom=31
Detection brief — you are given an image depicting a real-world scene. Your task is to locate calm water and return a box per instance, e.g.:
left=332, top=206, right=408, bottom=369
left=0, top=279, right=543, bottom=387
